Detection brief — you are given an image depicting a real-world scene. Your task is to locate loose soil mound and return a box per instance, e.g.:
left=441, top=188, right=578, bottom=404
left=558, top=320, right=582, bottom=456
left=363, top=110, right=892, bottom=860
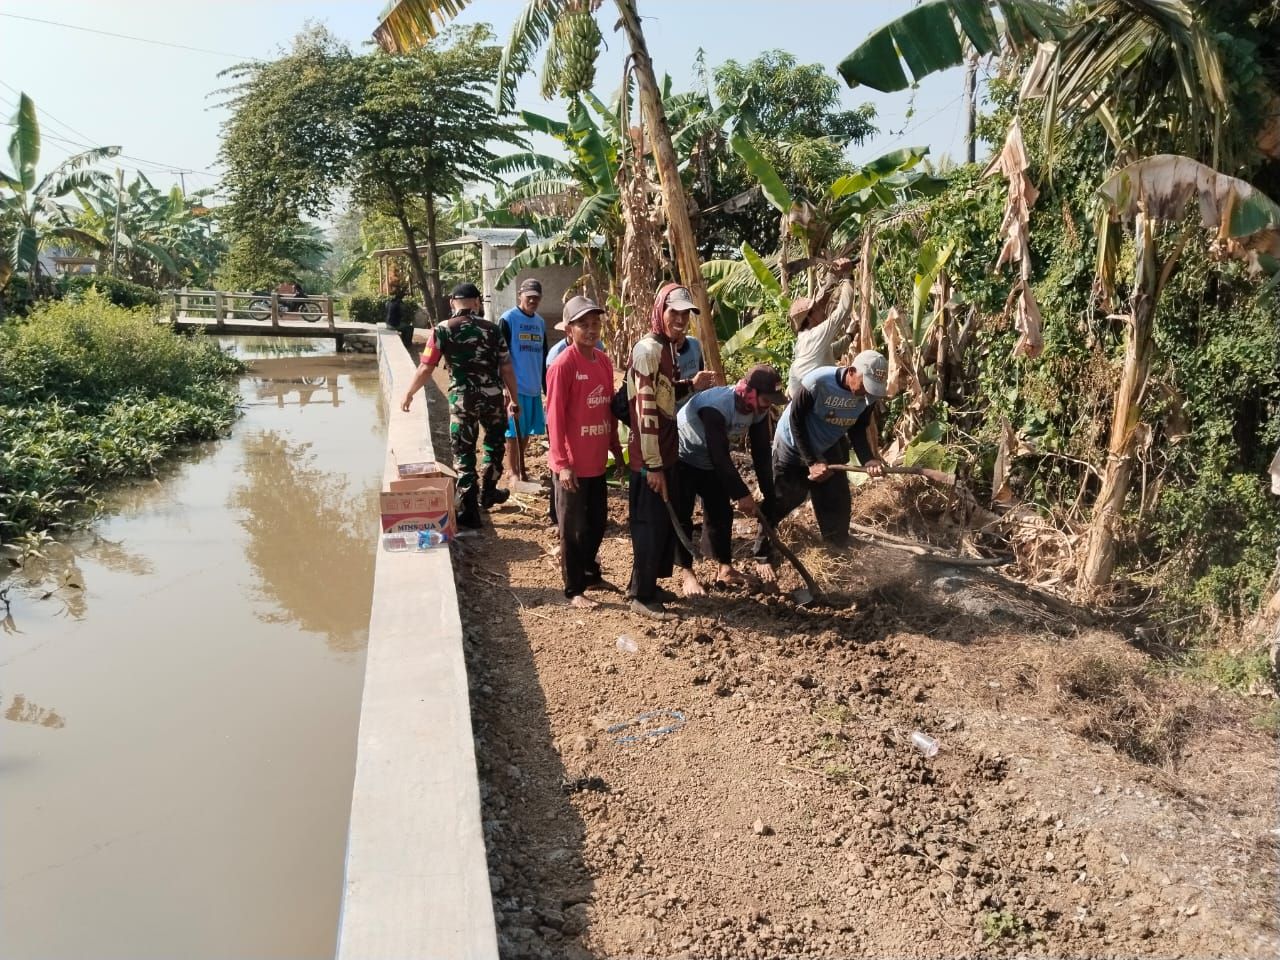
left=423, top=374, right=1279, bottom=959
left=452, top=489, right=1277, bottom=960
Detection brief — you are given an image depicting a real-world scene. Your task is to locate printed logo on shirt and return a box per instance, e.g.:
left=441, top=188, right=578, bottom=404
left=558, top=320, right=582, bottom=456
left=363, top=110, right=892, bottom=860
left=586, top=384, right=609, bottom=407
left=581, top=424, right=610, bottom=436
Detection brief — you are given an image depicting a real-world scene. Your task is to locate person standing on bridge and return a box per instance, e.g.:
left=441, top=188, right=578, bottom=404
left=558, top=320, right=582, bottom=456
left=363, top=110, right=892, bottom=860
left=399, top=282, right=519, bottom=530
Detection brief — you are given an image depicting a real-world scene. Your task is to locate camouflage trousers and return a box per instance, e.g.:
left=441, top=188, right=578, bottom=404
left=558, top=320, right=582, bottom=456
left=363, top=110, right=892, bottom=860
left=450, top=394, right=506, bottom=503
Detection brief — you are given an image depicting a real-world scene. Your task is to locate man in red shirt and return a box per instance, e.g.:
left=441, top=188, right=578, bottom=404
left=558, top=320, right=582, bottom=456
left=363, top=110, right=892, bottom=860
left=546, top=296, right=616, bottom=609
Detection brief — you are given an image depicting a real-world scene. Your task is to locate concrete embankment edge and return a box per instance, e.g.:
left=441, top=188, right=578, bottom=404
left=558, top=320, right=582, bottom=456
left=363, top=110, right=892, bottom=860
left=336, top=331, right=498, bottom=959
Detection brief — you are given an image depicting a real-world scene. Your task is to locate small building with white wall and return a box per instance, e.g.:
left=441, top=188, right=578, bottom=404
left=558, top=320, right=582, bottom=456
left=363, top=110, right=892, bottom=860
left=373, top=229, right=583, bottom=336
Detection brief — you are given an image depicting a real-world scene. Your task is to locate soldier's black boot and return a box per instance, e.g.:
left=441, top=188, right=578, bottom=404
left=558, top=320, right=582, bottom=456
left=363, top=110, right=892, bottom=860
left=457, top=489, right=483, bottom=529
left=480, top=471, right=509, bottom=509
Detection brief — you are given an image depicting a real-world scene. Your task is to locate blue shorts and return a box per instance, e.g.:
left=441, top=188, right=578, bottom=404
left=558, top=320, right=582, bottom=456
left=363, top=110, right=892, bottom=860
left=506, top=393, right=546, bottom=439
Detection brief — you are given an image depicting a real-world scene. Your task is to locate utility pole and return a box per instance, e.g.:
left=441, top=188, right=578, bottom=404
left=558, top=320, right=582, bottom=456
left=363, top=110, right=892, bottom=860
left=111, top=167, right=124, bottom=278
left=177, top=170, right=187, bottom=197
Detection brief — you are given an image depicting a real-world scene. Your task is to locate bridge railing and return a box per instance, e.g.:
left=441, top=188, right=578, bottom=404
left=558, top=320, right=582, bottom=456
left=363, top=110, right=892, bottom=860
left=167, top=288, right=342, bottom=331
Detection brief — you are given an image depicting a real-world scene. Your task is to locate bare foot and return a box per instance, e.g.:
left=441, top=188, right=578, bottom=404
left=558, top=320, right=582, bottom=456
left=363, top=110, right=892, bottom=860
left=714, top=565, right=752, bottom=590
left=568, top=594, right=598, bottom=609
left=754, top=562, right=778, bottom=590
left=679, top=567, right=706, bottom=597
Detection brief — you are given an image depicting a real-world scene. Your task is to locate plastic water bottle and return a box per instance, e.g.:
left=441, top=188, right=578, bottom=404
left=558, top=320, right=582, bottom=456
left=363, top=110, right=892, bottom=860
left=615, top=635, right=638, bottom=653
left=382, top=530, right=449, bottom=552
left=417, top=529, right=448, bottom=549
left=382, top=532, right=416, bottom=552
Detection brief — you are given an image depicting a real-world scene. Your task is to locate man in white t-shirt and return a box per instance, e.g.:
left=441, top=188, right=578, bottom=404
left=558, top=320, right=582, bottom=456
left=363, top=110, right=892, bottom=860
left=787, top=256, right=856, bottom=398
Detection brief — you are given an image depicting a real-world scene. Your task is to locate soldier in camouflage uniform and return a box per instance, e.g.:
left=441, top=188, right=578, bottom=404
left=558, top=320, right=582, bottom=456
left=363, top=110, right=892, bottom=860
left=400, top=282, right=520, bottom=529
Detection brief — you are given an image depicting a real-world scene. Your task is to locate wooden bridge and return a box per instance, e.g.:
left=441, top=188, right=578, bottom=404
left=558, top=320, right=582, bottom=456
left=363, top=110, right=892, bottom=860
left=167, top=289, right=374, bottom=346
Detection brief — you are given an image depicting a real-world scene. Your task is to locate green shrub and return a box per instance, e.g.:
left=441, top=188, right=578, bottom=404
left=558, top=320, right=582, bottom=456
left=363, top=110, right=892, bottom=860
left=345, top=294, right=421, bottom=325
left=0, top=291, right=243, bottom=544
left=56, top=274, right=162, bottom=309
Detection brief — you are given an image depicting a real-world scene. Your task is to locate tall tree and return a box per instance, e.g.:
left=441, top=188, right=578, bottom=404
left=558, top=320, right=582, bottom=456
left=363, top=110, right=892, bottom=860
left=373, top=0, right=730, bottom=382
left=217, top=25, right=359, bottom=289
left=349, top=25, right=522, bottom=323
left=691, top=49, right=877, bottom=258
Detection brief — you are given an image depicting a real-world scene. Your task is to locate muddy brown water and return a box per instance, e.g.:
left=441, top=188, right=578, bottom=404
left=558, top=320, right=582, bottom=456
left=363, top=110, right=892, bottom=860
left=0, top=339, right=384, bottom=960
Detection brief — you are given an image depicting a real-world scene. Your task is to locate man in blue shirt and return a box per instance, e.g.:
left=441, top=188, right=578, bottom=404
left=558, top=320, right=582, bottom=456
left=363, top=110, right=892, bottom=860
left=499, top=278, right=550, bottom=482
left=755, top=351, right=888, bottom=559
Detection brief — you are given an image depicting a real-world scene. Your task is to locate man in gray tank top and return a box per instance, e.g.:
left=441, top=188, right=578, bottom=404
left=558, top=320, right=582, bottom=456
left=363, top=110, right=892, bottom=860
left=673, top=364, right=785, bottom=595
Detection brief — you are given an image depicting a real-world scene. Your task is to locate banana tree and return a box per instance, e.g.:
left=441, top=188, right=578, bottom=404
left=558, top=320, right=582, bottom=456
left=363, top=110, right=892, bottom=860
left=702, top=241, right=792, bottom=370
left=839, top=1, right=1268, bottom=176
left=373, top=0, right=728, bottom=382
left=66, top=174, right=222, bottom=286
left=0, top=92, right=117, bottom=288
left=731, top=136, right=943, bottom=283
left=485, top=95, right=622, bottom=293
left=1082, top=155, right=1280, bottom=588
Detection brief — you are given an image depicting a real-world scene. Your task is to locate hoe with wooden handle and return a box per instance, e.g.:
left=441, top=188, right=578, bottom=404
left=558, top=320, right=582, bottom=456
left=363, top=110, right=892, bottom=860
left=828, top=463, right=956, bottom=486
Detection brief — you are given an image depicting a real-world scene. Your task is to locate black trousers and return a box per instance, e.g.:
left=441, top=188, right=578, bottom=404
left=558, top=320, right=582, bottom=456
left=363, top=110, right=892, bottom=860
left=555, top=474, right=607, bottom=598
left=387, top=321, right=413, bottom=352
left=627, top=469, right=679, bottom=602
left=752, top=440, right=852, bottom=558
left=673, top=462, right=733, bottom=568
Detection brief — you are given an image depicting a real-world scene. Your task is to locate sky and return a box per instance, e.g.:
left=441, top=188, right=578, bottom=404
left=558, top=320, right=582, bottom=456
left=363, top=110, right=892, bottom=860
left=0, top=0, right=976, bottom=203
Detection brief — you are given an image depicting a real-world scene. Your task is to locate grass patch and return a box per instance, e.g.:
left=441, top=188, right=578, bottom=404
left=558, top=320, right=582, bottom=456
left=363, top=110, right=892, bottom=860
left=981, top=909, right=1030, bottom=943
left=1251, top=701, right=1280, bottom=735
left=823, top=762, right=857, bottom=783
left=814, top=701, right=854, bottom=725
left=1179, top=647, right=1276, bottom=694
left=1054, top=654, right=1195, bottom=767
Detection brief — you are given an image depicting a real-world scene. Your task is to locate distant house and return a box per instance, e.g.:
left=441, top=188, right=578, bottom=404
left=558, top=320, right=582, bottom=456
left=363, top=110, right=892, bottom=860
left=37, top=248, right=97, bottom=277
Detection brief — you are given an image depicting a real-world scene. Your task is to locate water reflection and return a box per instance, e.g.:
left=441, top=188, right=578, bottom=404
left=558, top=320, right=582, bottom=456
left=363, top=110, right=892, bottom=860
left=3, top=693, right=65, bottom=728
left=250, top=373, right=345, bottom=408
left=230, top=430, right=376, bottom=653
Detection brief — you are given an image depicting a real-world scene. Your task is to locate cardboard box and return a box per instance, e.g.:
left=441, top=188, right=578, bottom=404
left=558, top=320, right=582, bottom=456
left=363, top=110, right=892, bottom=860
left=381, top=454, right=457, bottom=538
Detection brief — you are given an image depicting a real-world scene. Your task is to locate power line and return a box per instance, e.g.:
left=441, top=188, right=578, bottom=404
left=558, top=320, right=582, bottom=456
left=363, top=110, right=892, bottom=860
left=0, top=78, right=100, bottom=147
left=0, top=12, right=261, bottom=62
left=857, top=92, right=968, bottom=163
left=0, top=88, right=219, bottom=178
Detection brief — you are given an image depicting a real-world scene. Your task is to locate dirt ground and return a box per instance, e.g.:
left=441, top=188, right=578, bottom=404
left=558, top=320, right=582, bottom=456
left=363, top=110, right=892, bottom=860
left=424, top=374, right=1279, bottom=960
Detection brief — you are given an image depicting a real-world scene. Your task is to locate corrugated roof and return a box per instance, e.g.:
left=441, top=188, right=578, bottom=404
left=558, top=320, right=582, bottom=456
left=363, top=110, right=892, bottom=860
left=464, top=227, right=538, bottom=247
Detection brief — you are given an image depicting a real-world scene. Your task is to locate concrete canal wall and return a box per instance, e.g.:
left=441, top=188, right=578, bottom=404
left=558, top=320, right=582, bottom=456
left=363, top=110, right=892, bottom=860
left=336, top=331, right=497, bottom=959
